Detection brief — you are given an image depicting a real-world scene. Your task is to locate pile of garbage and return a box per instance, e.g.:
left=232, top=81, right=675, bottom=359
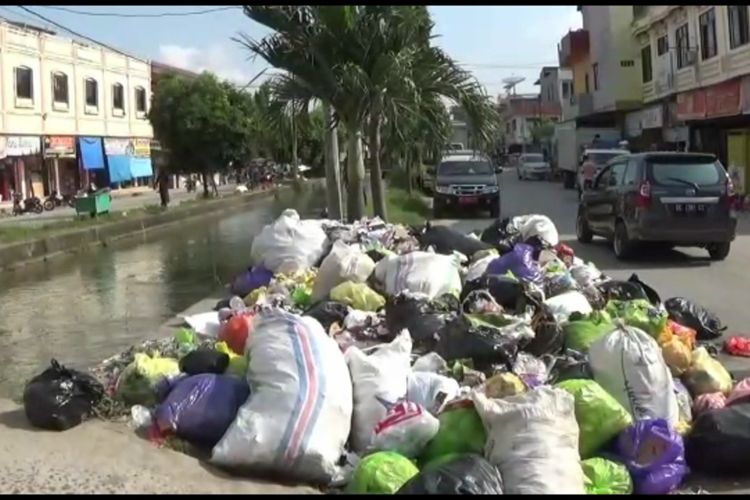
left=22, top=208, right=750, bottom=494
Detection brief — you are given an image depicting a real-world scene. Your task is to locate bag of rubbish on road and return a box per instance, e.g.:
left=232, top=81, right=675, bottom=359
left=178, top=348, right=229, bottom=375
left=685, top=401, right=750, bottom=475
left=371, top=401, right=440, bottom=458
left=303, top=300, right=350, bottom=332
left=215, top=341, right=248, bottom=378
left=563, top=310, right=615, bottom=353
left=569, top=262, right=603, bottom=289
left=673, top=379, right=693, bottom=429
left=486, top=243, right=543, bottom=285
left=416, top=223, right=492, bottom=257
left=346, top=330, right=412, bottom=453
left=218, top=312, right=254, bottom=355
left=23, top=359, right=105, bottom=431
left=347, top=451, right=419, bottom=494
left=250, top=209, right=329, bottom=274
left=154, top=373, right=250, bottom=448
left=464, top=250, right=499, bottom=283
left=460, top=274, right=531, bottom=315
left=472, top=387, right=585, bottom=494
left=616, top=418, right=689, bottom=495
left=628, top=273, right=662, bottom=305
left=385, top=292, right=458, bottom=347
left=330, top=281, right=385, bottom=312
left=508, top=214, right=560, bottom=247
left=543, top=290, right=593, bottom=323
left=229, top=265, right=273, bottom=298
left=115, top=353, right=181, bottom=406
left=597, top=279, right=651, bottom=303
left=545, top=349, right=593, bottom=384
left=556, top=379, right=633, bottom=459
left=605, top=299, right=668, bottom=339
left=211, top=310, right=352, bottom=484
left=522, top=311, right=564, bottom=357
left=664, top=297, right=725, bottom=341
left=419, top=400, right=487, bottom=468
left=374, top=251, right=462, bottom=300
left=681, top=347, right=733, bottom=397
left=397, top=453, right=504, bottom=494
left=581, top=458, right=633, bottom=495
left=484, top=372, right=526, bottom=398
left=588, top=324, right=679, bottom=426
left=406, top=371, right=460, bottom=415
left=311, top=240, right=375, bottom=302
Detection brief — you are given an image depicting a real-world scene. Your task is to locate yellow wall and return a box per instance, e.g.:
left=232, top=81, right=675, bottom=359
left=571, top=55, right=590, bottom=96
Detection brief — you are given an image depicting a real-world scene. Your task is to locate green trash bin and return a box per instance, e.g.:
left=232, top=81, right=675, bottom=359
left=75, top=191, right=111, bottom=218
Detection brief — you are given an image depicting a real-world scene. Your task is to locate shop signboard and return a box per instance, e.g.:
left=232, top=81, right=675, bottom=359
left=625, top=110, right=643, bottom=138
left=1, top=136, right=41, bottom=157
left=704, top=78, right=741, bottom=118
left=103, top=138, right=132, bottom=156
left=641, top=104, right=664, bottom=129
left=676, top=88, right=706, bottom=121
left=43, top=136, right=76, bottom=158
left=133, top=138, right=151, bottom=158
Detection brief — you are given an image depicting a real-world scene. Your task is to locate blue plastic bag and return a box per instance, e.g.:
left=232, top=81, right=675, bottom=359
left=230, top=265, right=273, bottom=298
left=154, top=374, right=250, bottom=447
left=486, top=244, right=542, bottom=285
left=616, top=418, right=689, bottom=495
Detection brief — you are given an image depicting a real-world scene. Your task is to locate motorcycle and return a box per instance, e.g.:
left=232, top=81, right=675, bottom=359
left=42, top=190, right=75, bottom=211
left=12, top=192, right=44, bottom=215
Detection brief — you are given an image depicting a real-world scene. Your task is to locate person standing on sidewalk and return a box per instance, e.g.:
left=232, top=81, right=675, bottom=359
left=154, top=169, right=170, bottom=208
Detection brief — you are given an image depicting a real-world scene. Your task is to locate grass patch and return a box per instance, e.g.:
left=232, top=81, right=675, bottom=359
left=366, top=168, right=431, bottom=226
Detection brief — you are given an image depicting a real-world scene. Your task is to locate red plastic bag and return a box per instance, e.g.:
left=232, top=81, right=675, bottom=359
left=219, top=313, right=254, bottom=355
left=724, top=336, right=750, bottom=357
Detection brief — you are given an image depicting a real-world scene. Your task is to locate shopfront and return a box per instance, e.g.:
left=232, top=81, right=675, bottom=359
left=0, top=136, right=42, bottom=200
left=43, top=136, right=78, bottom=196
left=625, top=103, right=665, bottom=151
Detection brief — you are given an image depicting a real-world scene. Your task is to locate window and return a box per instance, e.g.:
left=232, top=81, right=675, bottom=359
left=585, top=73, right=590, bottom=93
left=657, top=35, right=669, bottom=56
left=562, top=81, right=570, bottom=99
left=641, top=45, right=653, bottom=83
left=729, top=6, right=750, bottom=49
left=620, top=60, right=635, bottom=67
left=85, top=78, right=98, bottom=108
left=610, top=161, right=627, bottom=186
left=112, top=83, right=124, bottom=112
left=592, top=63, right=599, bottom=90
left=649, top=159, right=721, bottom=186
left=699, top=8, right=717, bottom=60
left=15, top=66, right=33, bottom=100
left=52, top=72, right=68, bottom=105
left=623, top=159, right=640, bottom=186
left=134, top=86, right=147, bottom=114
left=438, top=161, right=493, bottom=176
left=675, top=24, right=690, bottom=69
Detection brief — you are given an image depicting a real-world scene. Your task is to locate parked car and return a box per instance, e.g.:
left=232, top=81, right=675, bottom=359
left=576, top=152, right=737, bottom=261
left=433, top=152, right=500, bottom=218
left=577, top=148, right=629, bottom=197
left=517, top=153, right=551, bottom=180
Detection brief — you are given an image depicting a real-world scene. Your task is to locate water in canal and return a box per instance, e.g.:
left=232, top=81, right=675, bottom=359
left=0, top=186, right=325, bottom=398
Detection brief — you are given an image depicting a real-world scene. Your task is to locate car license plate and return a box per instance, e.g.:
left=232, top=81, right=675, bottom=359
left=673, top=203, right=705, bottom=214
left=459, top=196, right=478, bottom=205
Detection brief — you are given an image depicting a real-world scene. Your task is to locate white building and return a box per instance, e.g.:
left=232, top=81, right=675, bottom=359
left=0, top=20, right=153, bottom=202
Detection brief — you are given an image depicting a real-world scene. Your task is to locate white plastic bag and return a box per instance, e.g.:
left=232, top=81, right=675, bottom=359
left=371, top=401, right=439, bottom=458
left=312, top=240, right=375, bottom=302
left=411, top=352, right=448, bottom=373
left=406, top=371, right=460, bottom=414
left=472, top=387, right=585, bottom=494
left=509, top=214, right=560, bottom=247
left=250, top=209, right=329, bottom=274
left=374, top=251, right=462, bottom=299
left=569, top=263, right=603, bottom=288
left=345, top=330, right=413, bottom=453
left=211, top=310, right=352, bottom=484
left=588, top=323, right=679, bottom=426
left=543, top=290, right=592, bottom=323
left=464, top=252, right=498, bottom=283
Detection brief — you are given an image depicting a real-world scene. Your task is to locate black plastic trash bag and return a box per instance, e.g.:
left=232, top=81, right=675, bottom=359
left=397, top=453, right=504, bottom=494
left=479, top=217, right=517, bottom=253
left=544, top=349, right=593, bottom=384
left=434, top=316, right=520, bottom=371
left=386, top=293, right=459, bottom=350
left=304, top=301, right=350, bottom=331
left=179, top=349, right=230, bottom=375
left=23, top=359, right=104, bottom=431
left=417, top=223, right=492, bottom=257
left=523, top=312, right=564, bottom=357
left=664, top=297, right=725, bottom=341
left=628, top=273, right=661, bottom=305
left=596, top=280, right=649, bottom=303
left=461, top=274, right=529, bottom=315
left=685, top=403, right=750, bottom=475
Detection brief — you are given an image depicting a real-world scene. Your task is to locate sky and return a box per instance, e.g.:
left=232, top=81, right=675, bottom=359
left=2, top=5, right=582, bottom=97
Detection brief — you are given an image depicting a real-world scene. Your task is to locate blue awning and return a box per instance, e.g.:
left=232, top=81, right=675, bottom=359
left=106, top=155, right=133, bottom=184
left=79, top=137, right=105, bottom=170
left=130, top=157, right=154, bottom=178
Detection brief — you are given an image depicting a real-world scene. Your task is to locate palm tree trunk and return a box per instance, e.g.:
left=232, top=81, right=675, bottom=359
left=345, top=125, right=366, bottom=222
left=291, top=111, right=299, bottom=178
left=368, top=115, right=387, bottom=220
left=323, top=102, right=343, bottom=221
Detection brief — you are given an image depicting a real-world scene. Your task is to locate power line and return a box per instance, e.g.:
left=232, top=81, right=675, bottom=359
left=0, top=6, right=49, bottom=27
left=38, top=5, right=240, bottom=18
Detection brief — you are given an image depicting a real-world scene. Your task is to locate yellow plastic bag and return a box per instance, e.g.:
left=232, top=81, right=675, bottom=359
left=115, top=353, right=180, bottom=405
left=682, top=347, right=733, bottom=396
left=216, top=341, right=249, bottom=378
left=330, top=281, right=385, bottom=311
left=484, top=373, right=526, bottom=399
left=244, top=286, right=267, bottom=306
left=662, top=339, right=692, bottom=376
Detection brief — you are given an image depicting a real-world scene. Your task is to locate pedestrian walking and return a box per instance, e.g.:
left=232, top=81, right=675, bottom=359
left=154, top=169, right=170, bottom=208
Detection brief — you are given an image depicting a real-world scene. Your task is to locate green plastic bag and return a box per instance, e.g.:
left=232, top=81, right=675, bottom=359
left=605, top=299, right=667, bottom=339
left=556, top=379, right=632, bottom=458
left=564, top=310, right=615, bottom=353
left=419, top=401, right=487, bottom=467
left=115, top=353, right=180, bottom=406
left=347, top=451, right=419, bottom=494
left=582, top=458, right=633, bottom=494
left=215, top=341, right=249, bottom=378
left=330, top=281, right=385, bottom=311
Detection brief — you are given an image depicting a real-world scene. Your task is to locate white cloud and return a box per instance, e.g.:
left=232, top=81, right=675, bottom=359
left=158, top=43, right=257, bottom=85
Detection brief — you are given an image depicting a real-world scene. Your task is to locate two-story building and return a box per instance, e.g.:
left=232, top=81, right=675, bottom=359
left=535, top=66, right=575, bottom=121
left=0, top=20, right=154, bottom=203
left=498, top=93, right=561, bottom=155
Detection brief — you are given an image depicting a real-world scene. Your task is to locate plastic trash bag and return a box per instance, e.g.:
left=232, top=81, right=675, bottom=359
left=215, top=341, right=248, bottom=378
left=461, top=274, right=529, bottom=315
left=605, top=299, right=668, bottom=339
left=419, top=400, right=487, bottom=467
left=464, top=251, right=499, bottom=283
left=472, top=387, right=585, bottom=494
left=385, top=292, right=458, bottom=346
left=563, top=310, right=616, bottom=353
left=543, top=290, right=593, bottom=323
left=628, top=273, right=662, bottom=306
left=512, top=352, right=548, bottom=389
left=229, top=265, right=273, bottom=298
left=250, top=209, right=329, bottom=274
left=416, top=223, right=492, bottom=257
left=304, top=301, right=350, bottom=332
left=486, top=243, right=543, bottom=285
left=330, top=281, right=385, bottom=312
left=581, top=458, right=633, bottom=495
left=178, top=349, right=229, bottom=375
left=589, top=324, right=679, bottom=426
left=484, top=372, right=526, bottom=399
left=406, top=372, right=460, bottom=415
left=685, top=402, right=750, bottom=474
left=346, top=330, right=413, bottom=453
left=411, top=352, right=448, bottom=373
left=23, top=359, right=104, bottom=431
left=374, top=251, right=463, bottom=300
left=724, top=335, right=750, bottom=357
left=154, top=374, right=250, bottom=448
left=397, top=453, right=504, bottom=494
left=372, top=401, right=440, bottom=458
left=556, top=379, right=633, bottom=458
left=668, top=320, right=697, bottom=351
left=664, top=297, right=725, bottom=341
left=218, top=313, right=254, bottom=355
left=211, top=310, right=352, bottom=484
left=661, top=338, right=692, bottom=376
left=546, top=349, right=593, bottom=384
left=570, top=262, right=603, bottom=288
left=727, top=377, right=750, bottom=406
left=115, top=353, right=181, bottom=406
left=682, top=347, right=733, bottom=397
left=312, top=240, right=376, bottom=302
left=434, top=316, right=526, bottom=371
left=545, top=271, right=580, bottom=298
left=673, top=379, right=693, bottom=424
left=692, top=392, right=726, bottom=415
left=523, top=311, right=564, bottom=357
left=616, top=418, right=688, bottom=495
left=509, top=214, right=560, bottom=247
left=597, top=280, right=650, bottom=303
left=347, top=451, right=419, bottom=494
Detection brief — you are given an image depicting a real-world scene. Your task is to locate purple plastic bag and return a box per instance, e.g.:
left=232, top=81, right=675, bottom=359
left=616, top=418, right=689, bottom=495
left=486, top=244, right=542, bottom=284
left=230, top=265, right=273, bottom=297
left=154, top=374, right=250, bottom=447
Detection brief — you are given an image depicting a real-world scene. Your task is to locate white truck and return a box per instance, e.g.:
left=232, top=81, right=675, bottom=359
left=553, top=121, right=622, bottom=189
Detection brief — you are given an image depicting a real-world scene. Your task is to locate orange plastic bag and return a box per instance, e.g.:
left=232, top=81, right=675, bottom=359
left=219, top=313, right=254, bottom=355
left=669, top=320, right=697, bottom=351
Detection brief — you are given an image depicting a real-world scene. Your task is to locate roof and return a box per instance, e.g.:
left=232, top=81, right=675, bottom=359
left=631, top=152, right=717, bottom=161
left=440, top=153, right=488, bottom=162
left=584, top=148, right=630, bottom=154
left=151, top=61, right=200, bottom=80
